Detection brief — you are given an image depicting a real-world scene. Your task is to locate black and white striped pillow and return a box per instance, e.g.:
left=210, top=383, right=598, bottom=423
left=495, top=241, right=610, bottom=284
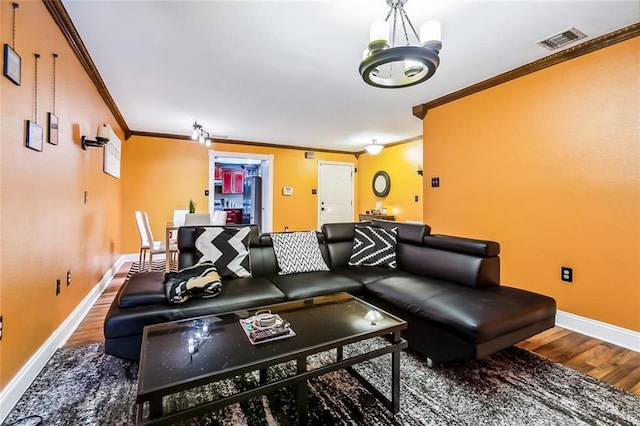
left=195, top=227, right=252, bottom=278
left=271, top=231, right=330, bottom=275
left=349, top=225, right=397, bottom=268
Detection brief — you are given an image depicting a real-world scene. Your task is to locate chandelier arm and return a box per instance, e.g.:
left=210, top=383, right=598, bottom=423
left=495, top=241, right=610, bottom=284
left=398, top=7, right=411, bottom=45
left=384, top=7, right=393, bottom=22
left=399, top=8, right=420, bottom=43
left=391, top=6, right=399, bottom=47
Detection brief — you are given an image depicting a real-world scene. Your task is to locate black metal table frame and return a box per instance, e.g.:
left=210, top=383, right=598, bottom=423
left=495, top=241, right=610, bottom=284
left=136, top=330, right=407, bottom=425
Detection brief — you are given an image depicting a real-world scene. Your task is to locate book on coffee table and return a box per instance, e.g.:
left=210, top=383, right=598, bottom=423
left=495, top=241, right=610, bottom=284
left=239, top=313, right=296, bottom=345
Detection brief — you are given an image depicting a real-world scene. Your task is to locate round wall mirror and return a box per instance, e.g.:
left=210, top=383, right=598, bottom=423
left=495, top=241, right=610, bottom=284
left=372, top=171, right=391, bottom=197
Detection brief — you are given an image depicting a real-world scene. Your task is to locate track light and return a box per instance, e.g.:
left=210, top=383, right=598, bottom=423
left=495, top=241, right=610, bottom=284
left=191, top=121, right=212, bottom=146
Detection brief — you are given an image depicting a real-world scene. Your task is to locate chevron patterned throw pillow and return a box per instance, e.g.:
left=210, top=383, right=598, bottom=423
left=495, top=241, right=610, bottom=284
left=349, top=225, right=398, bottom=268
left=195, top=227, right=252, bottom=278
left=271, top=231, right=330, bottom=275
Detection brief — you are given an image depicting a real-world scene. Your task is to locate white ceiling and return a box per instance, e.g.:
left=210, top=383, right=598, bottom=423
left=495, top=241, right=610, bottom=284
left=62, top=0, right=639, bottom=152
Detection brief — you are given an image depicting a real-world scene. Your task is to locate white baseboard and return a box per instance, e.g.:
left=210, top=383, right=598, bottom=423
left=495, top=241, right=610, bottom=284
left=556, top=310, right=640, bottom=353
left=121, top=253, right=140, bottom=262
left=0, top=255, right=129, bottom=423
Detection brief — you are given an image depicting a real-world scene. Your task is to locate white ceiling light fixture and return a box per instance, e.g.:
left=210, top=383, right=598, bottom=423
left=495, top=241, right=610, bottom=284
left=360, top=0, right=442, bottom=89
left=365, top=139, right=384, bottom=155
left=191, top=121, right=212, bottom=147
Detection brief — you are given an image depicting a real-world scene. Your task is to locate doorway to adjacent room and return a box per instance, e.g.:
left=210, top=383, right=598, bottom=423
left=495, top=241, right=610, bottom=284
left=208, top=151, right=274, bottom=233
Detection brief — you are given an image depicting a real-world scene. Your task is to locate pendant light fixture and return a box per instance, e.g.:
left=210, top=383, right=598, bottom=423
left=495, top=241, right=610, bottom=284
left=365, top=139, right=383, bottom=155
left=360, top=0, right=442, bottom=89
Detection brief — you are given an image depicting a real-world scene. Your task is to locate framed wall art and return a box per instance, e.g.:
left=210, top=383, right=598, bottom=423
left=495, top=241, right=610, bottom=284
left=26, top=120, right=43, bottom=152
left=48, top=112, right=58, bottom=145
left=103, top=127, right=121, bottom=178
left=3, top=43, right=21, bottom=86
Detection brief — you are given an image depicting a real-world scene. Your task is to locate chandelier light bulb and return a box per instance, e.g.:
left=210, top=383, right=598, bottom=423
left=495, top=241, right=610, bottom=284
left=370, top=20, right=390, bottom=45
left=420, top=21, right=442, bottom=45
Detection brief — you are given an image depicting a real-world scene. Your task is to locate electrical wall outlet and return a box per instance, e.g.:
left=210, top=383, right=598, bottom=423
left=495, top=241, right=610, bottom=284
left=0, top=315, right=3, bottom=340
left=431, top=177, right=440, bottom=187
left=56, top=278, right=61, bottom=295
left=67, top=270, right=72, bottom=286
left=414, top=195, right=419, bottom=202
left=561, top=267, right=573, bottom=283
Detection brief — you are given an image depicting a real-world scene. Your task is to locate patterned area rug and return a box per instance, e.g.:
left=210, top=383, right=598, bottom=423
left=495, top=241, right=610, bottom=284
left=127, top=260, right=172, bottom=278
left=4, top=341, right=640, bottom=426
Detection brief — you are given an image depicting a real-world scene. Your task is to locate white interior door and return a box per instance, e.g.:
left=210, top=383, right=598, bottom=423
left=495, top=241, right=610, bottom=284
left=317, top=161, right=354, bottom=229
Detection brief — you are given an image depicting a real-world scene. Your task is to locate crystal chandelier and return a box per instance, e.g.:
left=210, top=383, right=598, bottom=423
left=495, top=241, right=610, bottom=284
left=359, top=0, right=442, bottom=89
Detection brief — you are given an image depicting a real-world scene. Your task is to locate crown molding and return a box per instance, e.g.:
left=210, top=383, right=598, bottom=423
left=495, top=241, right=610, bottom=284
left=129, top=130, right=358, bottom=156
left=413, top=23, right=640, bottom=119
left=43, top=0, right=131, bottom=138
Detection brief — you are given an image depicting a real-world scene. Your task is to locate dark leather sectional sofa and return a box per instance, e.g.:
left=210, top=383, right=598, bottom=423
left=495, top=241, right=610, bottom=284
left=104, top=220, right=556, bottom=363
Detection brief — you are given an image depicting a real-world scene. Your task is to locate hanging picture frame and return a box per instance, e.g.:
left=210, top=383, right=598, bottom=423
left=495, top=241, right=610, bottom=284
left=3, top=44, right=21, bottom=86
left=48, top=112, right=58, bottom=145
left=26, top=120, right=43, bottom=152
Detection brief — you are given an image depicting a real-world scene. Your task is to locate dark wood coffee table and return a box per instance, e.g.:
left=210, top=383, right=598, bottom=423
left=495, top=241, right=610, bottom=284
left=135, top=292, right=407, bottom=425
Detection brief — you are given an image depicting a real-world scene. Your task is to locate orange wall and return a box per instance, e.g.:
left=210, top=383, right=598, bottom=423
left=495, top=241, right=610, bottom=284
left=422, top=38, right=639, bottom=331
left=0, top=1, right=123, bottom=390
left=121, top=137, right=357, bottom=253
left=357, top=140, right=424, bottom=222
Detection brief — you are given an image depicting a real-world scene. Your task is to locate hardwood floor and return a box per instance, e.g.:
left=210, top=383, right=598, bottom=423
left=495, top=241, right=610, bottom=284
left=65, top=262, right=640, bottom=397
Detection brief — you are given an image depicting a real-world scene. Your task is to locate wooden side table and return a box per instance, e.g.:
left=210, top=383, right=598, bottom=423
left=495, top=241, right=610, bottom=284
left=358, top=214, right=395, bottom=221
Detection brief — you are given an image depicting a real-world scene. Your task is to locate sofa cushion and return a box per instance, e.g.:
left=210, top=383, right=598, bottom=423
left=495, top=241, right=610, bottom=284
left=271, top=231, right=330, bottom=275
left=400, top=243, right=500, bottom=288
left=365, top=276, right=556, bottom=343
left=371, top=220, right=431, bottom=244
left=268, top=271, right=363, bottom=300
left=195, top=226, right=252, bottom=277
left=333, top=265, right=412, bottom=285
left=105, top=276, right=287, bottom=340
left=164, top=262, right=222, bottom=304
left=349, top=225, right=397, bottom=268
left=117, top=272, right=167, bottom=308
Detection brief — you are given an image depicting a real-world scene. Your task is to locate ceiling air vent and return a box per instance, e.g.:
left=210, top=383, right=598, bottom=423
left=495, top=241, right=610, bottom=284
left=537, top=27, right=587, bottom=51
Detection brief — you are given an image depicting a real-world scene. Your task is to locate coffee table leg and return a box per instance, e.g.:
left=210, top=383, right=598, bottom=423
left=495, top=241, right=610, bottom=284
left=148, top=395, right=163, bottom=419
left=336, top=346, right=343, bottom=361
left=391, top=332, right=401, bottom=413
left=296, top=356, right=308, bottom=424
left=260, top=368, right=267, bottom=384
